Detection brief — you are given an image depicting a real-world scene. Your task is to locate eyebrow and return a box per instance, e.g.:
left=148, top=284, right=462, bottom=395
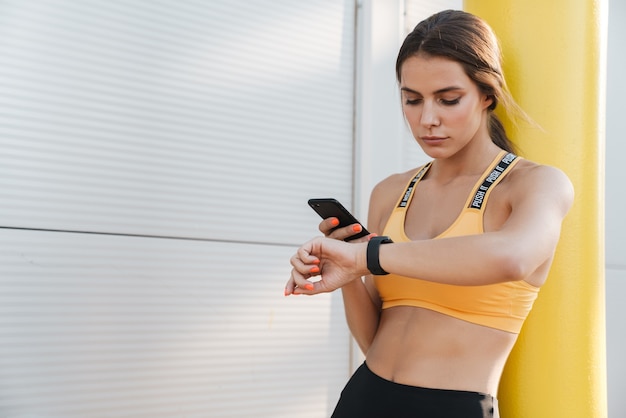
left=400, top=86, right=464, bottom=95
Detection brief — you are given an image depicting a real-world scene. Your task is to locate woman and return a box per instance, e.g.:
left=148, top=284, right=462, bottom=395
left=285, top=9, right=573, bottom=418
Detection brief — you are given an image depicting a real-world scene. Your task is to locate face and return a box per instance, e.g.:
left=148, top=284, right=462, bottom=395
left=399, top=54, right=493, bottom=159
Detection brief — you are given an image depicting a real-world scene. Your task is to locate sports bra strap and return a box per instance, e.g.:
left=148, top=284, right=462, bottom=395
left=395, top=151, right=518, bottom=211
left=468, top=152, right=518, bottom=210
left=397, top=162, right=432, bottom=208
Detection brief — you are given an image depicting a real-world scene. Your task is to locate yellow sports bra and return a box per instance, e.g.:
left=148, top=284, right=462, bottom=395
left=374, top=151, right=539, bottom=333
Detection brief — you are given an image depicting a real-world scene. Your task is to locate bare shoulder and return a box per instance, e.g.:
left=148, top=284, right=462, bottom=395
left=368, top=167, right=426, bottom=233
left=508, top=159, right=575, bottom=214
left=371, top=167, right=419, bottom=198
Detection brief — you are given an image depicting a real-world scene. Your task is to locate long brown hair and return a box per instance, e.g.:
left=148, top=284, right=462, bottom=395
left=396, top=10, right=526, bottom=153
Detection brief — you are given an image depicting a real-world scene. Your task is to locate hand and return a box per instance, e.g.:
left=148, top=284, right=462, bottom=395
left=320, top=217, right=369, bottom=242
left=284, top=237, right=369, bottom=296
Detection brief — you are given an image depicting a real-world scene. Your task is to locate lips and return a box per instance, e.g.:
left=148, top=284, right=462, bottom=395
left=420, top=136, right=447, bottom=144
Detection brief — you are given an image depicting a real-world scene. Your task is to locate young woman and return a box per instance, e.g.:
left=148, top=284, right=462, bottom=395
left=285, top=9, right=573, bottom=418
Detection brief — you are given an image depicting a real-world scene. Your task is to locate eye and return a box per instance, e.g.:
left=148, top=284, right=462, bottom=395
left=440, top=97, right=460, bottom=106
left=404, top=98, right=422, bottom=105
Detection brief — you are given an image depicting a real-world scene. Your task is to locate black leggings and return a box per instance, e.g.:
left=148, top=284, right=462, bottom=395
left=331, top=362, right=498, bottom=418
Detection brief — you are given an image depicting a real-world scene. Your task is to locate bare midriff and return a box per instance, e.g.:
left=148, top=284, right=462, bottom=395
left=365, top=305, right=518, bottom=396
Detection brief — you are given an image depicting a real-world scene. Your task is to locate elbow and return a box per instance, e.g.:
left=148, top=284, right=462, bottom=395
left=494, top=251, right=531, bottom=282
left=356, top=339, right=371, bottom=355
left=352, top=330, right=376, bottom=355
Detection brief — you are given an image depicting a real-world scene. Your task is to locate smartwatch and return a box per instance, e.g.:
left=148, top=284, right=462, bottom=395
left=366, top=236, right=393, bottom=275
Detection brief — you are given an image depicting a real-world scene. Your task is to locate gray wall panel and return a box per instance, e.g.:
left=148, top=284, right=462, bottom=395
left=0, top=0, right=356, bottom=245
left=606, top=0, right=626, bottom=416
left=0, top=228, right=349, bottom=416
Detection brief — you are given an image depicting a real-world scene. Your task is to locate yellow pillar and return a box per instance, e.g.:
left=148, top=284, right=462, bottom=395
left=464, top=1, right=608, bottom=417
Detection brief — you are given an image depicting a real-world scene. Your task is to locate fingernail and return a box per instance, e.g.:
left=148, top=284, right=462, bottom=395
left=330, top=218, right=340, bottom=227
left=284, top=289, right=290, bottom=296
left=352, top=224, right=362, bottom=233
left=310, top=266, right=320, bottom=274
left=304, top=283, right=314, bottom=291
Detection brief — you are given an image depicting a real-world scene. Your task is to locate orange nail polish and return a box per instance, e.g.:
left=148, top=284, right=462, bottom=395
left=310, top=266, right=320, bottom=274
left=352, top=224, right=362, bottom=233
left=330, top=218, right=340, bottom=227
left=304, top=283, right=314, bottom=291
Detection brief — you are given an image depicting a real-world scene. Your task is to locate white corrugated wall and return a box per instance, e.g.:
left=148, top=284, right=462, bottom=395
left=0, top=1, right=356, bottom=416
left=605, top=0, right=626, bottom=416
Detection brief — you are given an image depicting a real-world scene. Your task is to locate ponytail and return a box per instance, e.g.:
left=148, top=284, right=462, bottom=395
left=488, top=113, right=516, bottom=154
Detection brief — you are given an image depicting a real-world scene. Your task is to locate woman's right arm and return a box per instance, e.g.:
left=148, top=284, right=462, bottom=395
left=340, top=276, right=380, bottom=354
left=316, top=212, right=381, bottom=354
left=338, top=182, right=393, bottom=354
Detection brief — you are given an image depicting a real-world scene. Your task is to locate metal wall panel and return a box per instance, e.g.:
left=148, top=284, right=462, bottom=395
left=0, top=0, right=356, bottom=246
left=0, top=0, right=356, bottom=416
left=0, top=229, right=349, bottom=417
left=605, top=0, right=626, bottom=415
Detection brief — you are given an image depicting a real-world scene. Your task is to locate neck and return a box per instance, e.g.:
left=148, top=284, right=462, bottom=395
left=429, top=141, right=502, bottom=182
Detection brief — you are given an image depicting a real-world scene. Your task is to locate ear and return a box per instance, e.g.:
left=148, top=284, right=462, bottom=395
left=483, top=94, right=496, bottom=110
left=484, top=94, right=496, bottom=111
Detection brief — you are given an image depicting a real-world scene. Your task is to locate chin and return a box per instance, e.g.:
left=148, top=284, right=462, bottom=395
left=420, top=145, right=454, bottom=160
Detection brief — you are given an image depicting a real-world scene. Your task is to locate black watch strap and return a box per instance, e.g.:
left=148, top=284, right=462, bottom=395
left=367, top=236, right=393, bottom=275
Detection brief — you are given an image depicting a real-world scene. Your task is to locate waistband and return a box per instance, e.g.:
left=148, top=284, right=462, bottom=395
left=362, top=361, right=496, bottom=400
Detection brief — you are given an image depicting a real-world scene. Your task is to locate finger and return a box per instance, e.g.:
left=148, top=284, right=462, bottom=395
left=296, top=245, right=321, bottom=267
left=285, top=269, right=312, bottom=296
left=287, top=274, right=318, bottom=296
left=293, top=280, right=318, bottom=295
left=286, top=237, right=327, bottom=296
left=319, top=217, right=341, bottom=235
left=290, top=253, right=319, bottom=275
left=327, top=223, right=364, bottom=241
left=288, top=255, right=320, bottom=292
left=284, top=274, right=296, bottom=296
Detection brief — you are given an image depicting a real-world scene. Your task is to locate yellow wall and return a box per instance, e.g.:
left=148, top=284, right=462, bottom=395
left=464, top=0, right=608, bottom=417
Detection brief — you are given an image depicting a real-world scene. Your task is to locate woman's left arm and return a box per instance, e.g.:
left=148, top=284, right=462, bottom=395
left=377, top=164, right=574, bottom=285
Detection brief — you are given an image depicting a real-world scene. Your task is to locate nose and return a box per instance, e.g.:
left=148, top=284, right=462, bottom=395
left=420, top=101, right=440, bottom=127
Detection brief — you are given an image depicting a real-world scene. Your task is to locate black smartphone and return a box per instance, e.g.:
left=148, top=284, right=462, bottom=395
left=308, top=198, right=370, bottom=241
